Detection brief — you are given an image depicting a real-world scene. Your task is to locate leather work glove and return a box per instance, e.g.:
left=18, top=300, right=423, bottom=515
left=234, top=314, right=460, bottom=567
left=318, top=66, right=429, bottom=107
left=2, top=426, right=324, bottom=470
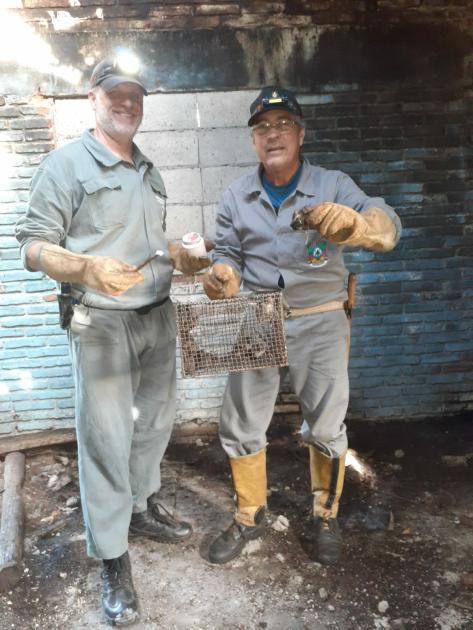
left=168, top=240, right=214, bottom=275
left=202, top=263, right=241, bottom=300
left=35, top=243, right=144, bottom=296
left=82, top=255, right=144, bottom=295
left=291, top=202, right=397, bottom=252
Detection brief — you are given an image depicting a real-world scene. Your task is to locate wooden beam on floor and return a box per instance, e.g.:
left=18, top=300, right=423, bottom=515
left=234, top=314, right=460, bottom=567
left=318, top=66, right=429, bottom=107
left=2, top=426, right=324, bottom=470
left=0, top=429, right=76, bottom=458
left=0, top=452, right=26, bottom=591
left=0, top=423, right=219, bottom=457
left=0, top=415, right=302, bottom=457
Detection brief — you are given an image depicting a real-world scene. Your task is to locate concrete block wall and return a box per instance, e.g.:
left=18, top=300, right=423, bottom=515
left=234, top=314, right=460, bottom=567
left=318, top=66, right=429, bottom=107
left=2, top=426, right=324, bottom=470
left=51, top=86, right=473, bottom=423
left=1, top=0, right=473, bottom=434
left=53, top=90, right=260, bottom=241
left=1, top=84, right=472, bottom=436
left=1, top=91, right=261, bottom=435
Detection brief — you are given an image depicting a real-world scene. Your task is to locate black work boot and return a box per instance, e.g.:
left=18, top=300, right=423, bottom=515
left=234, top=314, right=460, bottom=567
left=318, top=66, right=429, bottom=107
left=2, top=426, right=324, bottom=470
left=101, top=551, right=139, bottom=626
left=208, top=507, right=266, bottom=564
left=129, top=501, right=192, bottom=543
left=314, top=516, right=342, bottom=565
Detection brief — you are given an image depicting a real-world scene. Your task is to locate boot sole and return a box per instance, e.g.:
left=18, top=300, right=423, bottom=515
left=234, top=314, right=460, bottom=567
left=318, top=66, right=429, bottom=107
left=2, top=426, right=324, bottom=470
left=104, top=608, right=140, bottom=626
left=208, top=526, right=265, bottom=565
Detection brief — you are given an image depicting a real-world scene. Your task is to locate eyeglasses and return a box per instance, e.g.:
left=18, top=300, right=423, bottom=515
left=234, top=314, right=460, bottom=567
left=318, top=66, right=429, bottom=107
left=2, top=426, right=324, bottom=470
left=251, top=119, right=301, bottom=136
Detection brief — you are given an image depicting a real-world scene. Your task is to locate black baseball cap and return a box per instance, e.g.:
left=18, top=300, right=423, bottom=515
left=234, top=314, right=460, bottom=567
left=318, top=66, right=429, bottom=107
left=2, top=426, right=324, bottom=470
left=90, top=54, right=148, bottom=95
left=248, top=87, right=302, bottom=126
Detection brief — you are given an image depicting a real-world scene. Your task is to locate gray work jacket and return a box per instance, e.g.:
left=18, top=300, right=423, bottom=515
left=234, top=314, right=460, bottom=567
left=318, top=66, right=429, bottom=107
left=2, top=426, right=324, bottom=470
left=15, top=130, right=172, bottom=310
left=213, top=161, right=402, bottom=309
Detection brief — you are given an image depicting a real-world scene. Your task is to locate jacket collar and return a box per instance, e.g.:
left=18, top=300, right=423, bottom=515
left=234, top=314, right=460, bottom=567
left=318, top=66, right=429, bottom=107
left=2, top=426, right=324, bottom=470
left=81, top=129, right=152, bottom=170
left=247, top=159, right=316, bottom=198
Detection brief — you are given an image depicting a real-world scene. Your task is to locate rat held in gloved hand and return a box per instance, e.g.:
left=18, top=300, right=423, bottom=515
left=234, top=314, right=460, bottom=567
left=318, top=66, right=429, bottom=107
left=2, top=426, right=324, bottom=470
left=203, top=263, right=241, bottom=300
left=291, top=202, right=397, bottom=252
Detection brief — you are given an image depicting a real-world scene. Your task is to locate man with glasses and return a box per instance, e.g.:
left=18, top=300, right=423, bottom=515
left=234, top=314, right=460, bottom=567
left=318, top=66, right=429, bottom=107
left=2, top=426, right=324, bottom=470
left=16, top=52, right=211, bottom=625
left=202, top=86, right=401, bottom=566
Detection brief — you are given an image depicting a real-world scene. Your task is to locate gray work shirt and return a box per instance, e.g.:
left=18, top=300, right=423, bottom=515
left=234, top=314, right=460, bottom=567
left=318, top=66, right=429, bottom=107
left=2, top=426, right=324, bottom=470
left=213, top=161, right=402, bottom=309
left=15, top=130, right=172, bottom=310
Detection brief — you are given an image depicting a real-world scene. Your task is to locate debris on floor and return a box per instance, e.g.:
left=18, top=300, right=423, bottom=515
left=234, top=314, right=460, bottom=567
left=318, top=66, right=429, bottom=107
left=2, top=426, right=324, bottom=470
left=0, top=416, right=472, bottom=629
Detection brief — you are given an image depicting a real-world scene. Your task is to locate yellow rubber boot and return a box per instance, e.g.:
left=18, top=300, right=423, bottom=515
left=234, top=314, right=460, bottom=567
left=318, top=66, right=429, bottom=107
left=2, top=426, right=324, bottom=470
left=231, top=448, right=267, bottom=526
left=310, top=446, right=346, bottom=519
left=208, top=448, right=267, bottom=564
left=309, top=446, right=346, bottom=565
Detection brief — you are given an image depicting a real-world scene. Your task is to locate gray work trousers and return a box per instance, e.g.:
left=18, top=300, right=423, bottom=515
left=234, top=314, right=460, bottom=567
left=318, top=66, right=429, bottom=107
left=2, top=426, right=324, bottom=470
left=68, top=300, right=176, bottom=559
left=220, top=308, right=350, bottom=459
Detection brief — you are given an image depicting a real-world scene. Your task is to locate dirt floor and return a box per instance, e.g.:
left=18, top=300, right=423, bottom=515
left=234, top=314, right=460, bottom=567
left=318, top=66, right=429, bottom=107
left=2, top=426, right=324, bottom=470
left=1, top=415, right=473, bottom=630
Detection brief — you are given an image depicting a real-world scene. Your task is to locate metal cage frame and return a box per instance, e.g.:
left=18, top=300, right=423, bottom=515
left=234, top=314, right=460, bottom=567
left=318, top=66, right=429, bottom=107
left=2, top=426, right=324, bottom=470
left=175, top=291, right=289, bottom=378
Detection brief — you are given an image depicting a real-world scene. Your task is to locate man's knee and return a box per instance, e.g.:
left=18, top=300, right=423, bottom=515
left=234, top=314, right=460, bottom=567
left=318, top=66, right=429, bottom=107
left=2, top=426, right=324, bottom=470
left=303, top=422, right=347, bottom=458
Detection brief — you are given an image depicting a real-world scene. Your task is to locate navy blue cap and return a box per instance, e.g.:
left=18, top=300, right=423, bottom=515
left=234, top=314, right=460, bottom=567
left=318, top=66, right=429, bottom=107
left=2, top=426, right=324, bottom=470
left=248, top=87, right=302, bottom=126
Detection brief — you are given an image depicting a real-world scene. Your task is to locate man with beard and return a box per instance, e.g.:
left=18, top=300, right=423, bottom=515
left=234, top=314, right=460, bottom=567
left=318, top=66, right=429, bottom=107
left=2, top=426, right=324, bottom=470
left=16, top=52, right=211, bottom=625
left=202, top=87, right=401, bottom=567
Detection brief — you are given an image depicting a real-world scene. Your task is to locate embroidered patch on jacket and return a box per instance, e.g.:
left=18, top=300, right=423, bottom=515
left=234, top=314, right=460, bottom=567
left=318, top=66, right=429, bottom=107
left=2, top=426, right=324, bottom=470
left=306, top=241, right=328, bottom=267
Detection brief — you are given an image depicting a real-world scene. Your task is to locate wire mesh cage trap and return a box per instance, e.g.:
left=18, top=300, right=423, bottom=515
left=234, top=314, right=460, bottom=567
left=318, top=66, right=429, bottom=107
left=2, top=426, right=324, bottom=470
left=175, top=291, right=289, bottom=378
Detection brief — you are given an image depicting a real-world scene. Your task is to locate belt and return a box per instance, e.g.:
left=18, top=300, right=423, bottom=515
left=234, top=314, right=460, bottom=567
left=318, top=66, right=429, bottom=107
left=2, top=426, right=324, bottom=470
left=284, top=300, right=345, bottom=319
left=135, top=296, right=169, bottom=315
left=71, top=294, right=169, bottom=314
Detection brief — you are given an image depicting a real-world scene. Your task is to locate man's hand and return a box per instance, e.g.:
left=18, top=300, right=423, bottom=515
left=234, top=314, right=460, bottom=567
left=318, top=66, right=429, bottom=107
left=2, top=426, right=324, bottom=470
left=291, top=203, right=397, bottom=252
left=203, top=263, right=241, bottom=300
left=29, top=242, right=144, bottom=296
left=82, top=256, right=144, bottom=296
left=291, top=202, right=365, bottom=243
left=168, top=240, right=214, bottom=275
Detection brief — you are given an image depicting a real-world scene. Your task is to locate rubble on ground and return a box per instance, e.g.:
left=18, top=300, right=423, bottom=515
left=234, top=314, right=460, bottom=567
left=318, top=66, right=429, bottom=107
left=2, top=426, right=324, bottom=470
left=0, top=417, right=472, bottom=629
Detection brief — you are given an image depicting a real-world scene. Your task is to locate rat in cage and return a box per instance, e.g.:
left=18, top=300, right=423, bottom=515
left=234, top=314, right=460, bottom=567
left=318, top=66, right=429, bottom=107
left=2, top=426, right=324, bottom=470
left=176, top=292, right=288, bottom=377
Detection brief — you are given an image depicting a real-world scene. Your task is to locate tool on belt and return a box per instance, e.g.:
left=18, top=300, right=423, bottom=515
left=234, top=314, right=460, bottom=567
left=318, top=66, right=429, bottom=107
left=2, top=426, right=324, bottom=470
left=57, top=282, right=77, bottom=330
left=283, top=272, right=357, bottom=320
left=344, top=272, right=357, bottom=321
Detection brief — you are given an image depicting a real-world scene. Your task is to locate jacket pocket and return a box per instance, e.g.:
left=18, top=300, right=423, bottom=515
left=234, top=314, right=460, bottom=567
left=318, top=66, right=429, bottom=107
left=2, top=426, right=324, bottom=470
left=80, top=174, right=125, bottom=228
left=70, top=305, right=119, bottom=345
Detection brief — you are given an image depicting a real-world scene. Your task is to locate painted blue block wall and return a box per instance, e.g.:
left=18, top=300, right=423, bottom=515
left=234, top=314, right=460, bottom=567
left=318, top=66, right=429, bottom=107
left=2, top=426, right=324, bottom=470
left=1, top=84, right=472, bottom=435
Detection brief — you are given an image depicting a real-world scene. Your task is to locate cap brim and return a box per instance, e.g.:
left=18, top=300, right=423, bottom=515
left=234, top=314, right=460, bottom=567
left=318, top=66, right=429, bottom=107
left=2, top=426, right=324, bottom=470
left=98, top=75, right=148, bottom=95
left=248, top=104, right=297, bottom=127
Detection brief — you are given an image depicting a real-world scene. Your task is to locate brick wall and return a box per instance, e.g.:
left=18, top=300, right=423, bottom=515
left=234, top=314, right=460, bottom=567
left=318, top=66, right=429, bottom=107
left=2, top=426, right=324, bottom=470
left=1, top=83, right=472, bottom=434
left=301, top=84, right=473, bottom=419
left=1, top=1, right=472, bottom=434
left=1, top=91, right=259, bottom=435
left=0, top=96, right=71, bottom=434
left=8, top=1, right=473, bottom=30
left=2, top=2, right=473, bottom=94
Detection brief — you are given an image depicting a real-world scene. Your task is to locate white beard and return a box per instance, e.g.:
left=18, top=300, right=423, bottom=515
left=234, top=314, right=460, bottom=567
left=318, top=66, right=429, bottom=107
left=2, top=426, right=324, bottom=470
left=95, top=108, right=142, bottom=143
